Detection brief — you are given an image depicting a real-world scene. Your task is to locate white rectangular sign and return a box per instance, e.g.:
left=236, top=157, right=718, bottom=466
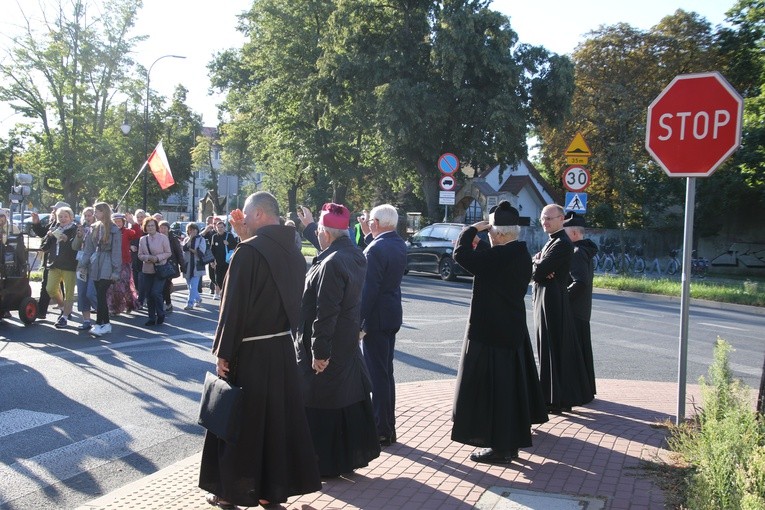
left=439, top=191, right=455, bottom=205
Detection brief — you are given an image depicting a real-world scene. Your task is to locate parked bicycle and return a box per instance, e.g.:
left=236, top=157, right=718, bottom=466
left=666, top=249, right=681, bottom=275
left=691, top=250, right=709, bottom=278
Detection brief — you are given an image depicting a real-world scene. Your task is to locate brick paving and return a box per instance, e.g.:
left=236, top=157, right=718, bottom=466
left=76, top=378, right=700, bottom=510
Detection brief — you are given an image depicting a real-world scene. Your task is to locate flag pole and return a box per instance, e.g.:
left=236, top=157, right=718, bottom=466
left=116, top=160, right=148, bottom=212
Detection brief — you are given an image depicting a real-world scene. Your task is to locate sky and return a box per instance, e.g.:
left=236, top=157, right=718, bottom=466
left=0, top=0, right=732, bottom=135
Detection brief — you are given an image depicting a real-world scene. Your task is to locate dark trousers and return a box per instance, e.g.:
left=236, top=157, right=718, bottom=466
left=163, top=278, right=173, bottom=305
left=94, top=279, right=113, bottom=325
left=133, top=267, right=146, bottom=305
left=143, top=273, right=165, bottom=321
left=363, top=329, right=397, bottom=437
left=38, top=267, right=51, bottom=316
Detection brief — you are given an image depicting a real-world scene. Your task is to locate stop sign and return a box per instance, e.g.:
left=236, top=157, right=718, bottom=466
left=646, top=72, right=743, bottom=177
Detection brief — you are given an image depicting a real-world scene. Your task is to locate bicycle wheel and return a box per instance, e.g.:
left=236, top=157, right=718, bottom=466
left=633, top=258, right=645, bottom=273
left=603, top=258, right=614, bottom=272
left=667, top=259, right=679, bottom=275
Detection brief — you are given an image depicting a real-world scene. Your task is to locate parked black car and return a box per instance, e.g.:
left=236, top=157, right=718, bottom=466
left=405, top=222, right=480, bottom=281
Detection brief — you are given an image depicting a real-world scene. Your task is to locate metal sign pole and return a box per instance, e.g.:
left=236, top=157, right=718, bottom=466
left=676, top=176, right=696, bottom=424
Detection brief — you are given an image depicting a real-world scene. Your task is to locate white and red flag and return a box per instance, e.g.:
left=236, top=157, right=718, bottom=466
left=147, top=141, right=175, bottom=190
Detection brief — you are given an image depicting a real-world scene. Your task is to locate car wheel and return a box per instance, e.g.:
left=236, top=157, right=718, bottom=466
left=439, top=257, right=456, bottom=281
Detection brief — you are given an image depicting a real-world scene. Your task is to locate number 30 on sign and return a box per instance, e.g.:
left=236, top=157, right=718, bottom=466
left=562, top=166, right=591, bottom=192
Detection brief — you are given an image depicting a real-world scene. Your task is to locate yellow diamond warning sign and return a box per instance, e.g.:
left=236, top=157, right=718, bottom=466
left=564, top=132, right=592, bottom=157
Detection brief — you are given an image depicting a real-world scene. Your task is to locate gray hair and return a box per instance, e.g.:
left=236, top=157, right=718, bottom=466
left=244, top=191, right=280, bottom=218
left=318, top=225, right=349, bottom=239
left=369, top=204, right=398, bottom=228
left=490, top=224, right=520, bottom=240
left=566, top=225, right=585, bottom=237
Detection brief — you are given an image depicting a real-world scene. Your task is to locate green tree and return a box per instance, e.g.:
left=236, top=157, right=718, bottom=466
left=0, top=0, right=144, bottom=209
left=695, top=0, right=765, bottom=235
left=320, top=0, right=571, bottom=221
left=209, top=0, right=334, bottom=213
left=536, top=11, right=719, bottom=230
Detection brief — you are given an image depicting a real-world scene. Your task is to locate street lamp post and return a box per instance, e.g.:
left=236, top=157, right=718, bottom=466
left=143, top=54, right=186, bottom=211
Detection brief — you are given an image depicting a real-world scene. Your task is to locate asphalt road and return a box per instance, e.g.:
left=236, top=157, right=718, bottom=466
left=0, top=272, right=763, bottom=509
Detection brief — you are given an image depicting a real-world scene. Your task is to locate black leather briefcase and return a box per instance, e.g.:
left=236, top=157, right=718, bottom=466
left=197, top=371, right=243, bottom=444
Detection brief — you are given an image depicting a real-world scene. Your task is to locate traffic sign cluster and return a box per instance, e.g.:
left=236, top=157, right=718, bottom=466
left=562, top=132, right=591, bottom=214
left=438, top=152, right=459, bottom=205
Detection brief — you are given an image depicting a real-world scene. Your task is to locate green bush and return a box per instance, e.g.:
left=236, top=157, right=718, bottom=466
left=668, top=338, right=765, bottom=510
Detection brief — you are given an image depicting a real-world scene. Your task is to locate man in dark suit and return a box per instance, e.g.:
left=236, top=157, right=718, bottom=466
left=359, top=204, right=407, bottom=446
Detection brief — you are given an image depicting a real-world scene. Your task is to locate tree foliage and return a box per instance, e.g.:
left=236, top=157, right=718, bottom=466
left=210, top=0, right=573, bottom=220
left=536, top=4, right=765, bottom=234
left=0, top=0, right=144, bottom=208
left=0, top=0, right=202, bottom=214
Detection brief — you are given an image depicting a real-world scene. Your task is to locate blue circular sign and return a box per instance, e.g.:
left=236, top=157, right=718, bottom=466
left=438, top=153, right=460, bottom=175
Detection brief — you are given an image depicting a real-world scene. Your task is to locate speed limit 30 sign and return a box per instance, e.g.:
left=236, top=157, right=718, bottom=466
left=562, top=166, right=591, bottom=192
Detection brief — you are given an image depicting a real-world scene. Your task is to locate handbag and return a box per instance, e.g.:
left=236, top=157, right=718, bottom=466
left=155, top=260, right=179, bottom=279
left=146, top=238, right=179, bottom=279
left=198, top=371, right=243, bottom=444
left=200, top=245, right=215, bottom=265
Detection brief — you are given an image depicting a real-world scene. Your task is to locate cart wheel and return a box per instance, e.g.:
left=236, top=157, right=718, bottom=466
left=19, top=297, right=38, bottom=326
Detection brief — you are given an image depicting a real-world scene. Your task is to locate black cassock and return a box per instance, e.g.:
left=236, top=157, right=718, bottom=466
left=451, top=227, right=548, bottom=453
left=532, top=229, right=594, bottom=408
left=568, top=238, right=598, bottom=395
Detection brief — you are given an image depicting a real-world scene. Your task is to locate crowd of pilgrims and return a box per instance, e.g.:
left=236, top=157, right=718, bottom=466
left=20, top=196, right=598, bottom=509
left=28, top=201, right=237, bottom=336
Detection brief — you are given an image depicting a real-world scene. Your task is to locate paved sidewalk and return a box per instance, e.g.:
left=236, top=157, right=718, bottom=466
left=75, top=378, right=700, bottom=510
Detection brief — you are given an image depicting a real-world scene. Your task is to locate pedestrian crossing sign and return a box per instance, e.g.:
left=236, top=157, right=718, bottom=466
left=565, top=192, right=587, bottom=213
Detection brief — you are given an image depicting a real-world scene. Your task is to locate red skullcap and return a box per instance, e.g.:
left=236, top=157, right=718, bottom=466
left=318, top=202, right=350, bottom=230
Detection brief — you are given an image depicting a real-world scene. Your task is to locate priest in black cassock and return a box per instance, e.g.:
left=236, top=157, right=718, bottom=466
left=564, top=211, right=598, bottom=395
left=533, top=204, right=594, bottom=413
left=451, top=201, right=548, bottom=464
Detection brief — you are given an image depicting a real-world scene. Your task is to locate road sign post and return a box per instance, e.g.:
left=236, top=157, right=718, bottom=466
left=438, top=153, right=460, bottom=218
left=645, top=72, right=743, bottom=424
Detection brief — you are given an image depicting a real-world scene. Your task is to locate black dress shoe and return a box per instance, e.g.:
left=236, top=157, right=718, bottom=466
left=470, top=447, right=518, bottom=464
left=144, top=319, right=156, bottom=326
left=547, top=405, right=572, bottom=414
left=379, top=435, right=392, bottom=447
left=157, top=315, right=165, bottom=325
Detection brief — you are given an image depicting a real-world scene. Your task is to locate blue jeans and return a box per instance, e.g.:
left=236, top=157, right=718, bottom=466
left=76, top=277, right=97, bottom=313
left=143, top=273, right=165, bottom=321
left=186, top=275, right=201, bottom=307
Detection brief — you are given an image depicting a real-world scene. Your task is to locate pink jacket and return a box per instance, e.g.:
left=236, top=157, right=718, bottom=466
left=137, top=233, right=171, bottom=274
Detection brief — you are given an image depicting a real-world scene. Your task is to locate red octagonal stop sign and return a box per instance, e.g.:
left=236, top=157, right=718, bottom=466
left=646, top=72, right=743, bottom=177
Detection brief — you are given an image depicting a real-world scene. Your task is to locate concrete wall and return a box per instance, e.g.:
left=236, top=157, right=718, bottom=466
left=517, top=227, right=764, bottom=277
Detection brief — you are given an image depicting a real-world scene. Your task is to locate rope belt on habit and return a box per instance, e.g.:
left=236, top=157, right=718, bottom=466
left=242, top=331, right=292, bottom=342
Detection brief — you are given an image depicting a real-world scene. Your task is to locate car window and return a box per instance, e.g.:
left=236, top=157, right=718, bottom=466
left=430, top=225, right=450, bottom=241
left=446, top=226, right=463, bottom=242
left=413, top=226, right=433, bottom=243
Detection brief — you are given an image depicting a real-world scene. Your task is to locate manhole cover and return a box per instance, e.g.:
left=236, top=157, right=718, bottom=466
left=475, top=487, right=606, bottom=510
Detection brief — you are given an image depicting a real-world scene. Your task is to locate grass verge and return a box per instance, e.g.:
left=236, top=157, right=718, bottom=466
left=594, top=275, right=765, bottom=307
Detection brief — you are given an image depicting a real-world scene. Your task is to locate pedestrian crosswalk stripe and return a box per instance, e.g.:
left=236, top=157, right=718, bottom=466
left=0, top=409, right=67, bottom=439
left=0, top=424, right=180, bottom=506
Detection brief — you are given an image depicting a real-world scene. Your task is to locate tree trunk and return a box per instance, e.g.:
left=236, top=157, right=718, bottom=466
left=414, top=158, right=440, bottom=223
